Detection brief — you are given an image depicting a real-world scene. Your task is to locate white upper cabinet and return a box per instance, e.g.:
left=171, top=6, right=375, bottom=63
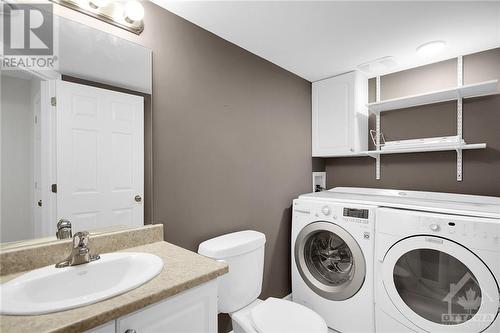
left=312, top=71, right=368, bottom=157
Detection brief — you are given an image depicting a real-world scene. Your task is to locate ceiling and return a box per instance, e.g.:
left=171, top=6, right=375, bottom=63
left=152, top=1, right=500, bottom=82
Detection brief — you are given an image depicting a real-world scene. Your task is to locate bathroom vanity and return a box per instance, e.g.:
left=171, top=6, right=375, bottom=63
left=88, top=280, right=217, bottom=333
left=0, top=226, right=227, bottom=333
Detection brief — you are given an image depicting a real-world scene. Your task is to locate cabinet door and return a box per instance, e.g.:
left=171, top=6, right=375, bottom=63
left=85, top=321, right=115, bottom=333
left=116, top=280, right=218, bottom=333
left=312, top=72, right=354, bottom=157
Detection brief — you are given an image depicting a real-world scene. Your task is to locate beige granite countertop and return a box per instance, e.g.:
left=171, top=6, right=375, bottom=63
left=0, top=241, right=228, bottom=333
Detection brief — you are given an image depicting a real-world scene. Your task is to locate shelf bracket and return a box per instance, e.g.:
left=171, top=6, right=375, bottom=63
left=456, top=56, right=463, bottom=181
left=376, top=114, right=381, bottom=180
left=376, top=76, right=381, bottom=102
left=457, top=56, right=463, bottom=140
left=457, top=98, right=463, bottom=143
left=456, top=149, right=463, bottom=181
left=375, top=76, right=381, bottom=180
left=457, top=55, right=463, bottom=87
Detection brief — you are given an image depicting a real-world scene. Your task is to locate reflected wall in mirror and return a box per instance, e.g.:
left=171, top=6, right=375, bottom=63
left=1, top=71, right=43, bottom=243
left=0, top=11, right=153, bottom=247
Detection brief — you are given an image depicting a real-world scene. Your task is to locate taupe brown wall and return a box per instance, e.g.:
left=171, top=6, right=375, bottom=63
left=135, top=4, right=311, bottom=330
left=325, top=48, right=500, bottom=196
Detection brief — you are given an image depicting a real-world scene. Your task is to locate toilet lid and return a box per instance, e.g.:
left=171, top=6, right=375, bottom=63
left=250, top=298, right=328, bottom=333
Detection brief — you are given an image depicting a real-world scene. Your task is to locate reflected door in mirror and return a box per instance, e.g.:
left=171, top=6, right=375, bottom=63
left=56, top=81, right=144, bottom=232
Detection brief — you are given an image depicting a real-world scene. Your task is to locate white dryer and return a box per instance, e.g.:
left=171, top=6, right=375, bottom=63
left=375, top=207, right=500, bottom=333
left=292, top=198, right=376, bottom=332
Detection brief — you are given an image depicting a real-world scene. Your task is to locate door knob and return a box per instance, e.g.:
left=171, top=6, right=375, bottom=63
left=125, top=330, right=137, bottom=333
left=134, top=195, right=142, bottom=203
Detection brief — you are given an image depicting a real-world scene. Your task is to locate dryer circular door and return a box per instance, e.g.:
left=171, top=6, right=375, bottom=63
left=382, top=235, right=499, bottom=333
left=294, top=221, right=366, bottom=301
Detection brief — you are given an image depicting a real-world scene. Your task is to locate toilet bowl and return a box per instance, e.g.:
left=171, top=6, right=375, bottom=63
left=198, top=230, right=328, bottom=333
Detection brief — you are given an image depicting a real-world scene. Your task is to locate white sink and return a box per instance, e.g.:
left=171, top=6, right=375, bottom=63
left=0, top=252, right=163, bottom=315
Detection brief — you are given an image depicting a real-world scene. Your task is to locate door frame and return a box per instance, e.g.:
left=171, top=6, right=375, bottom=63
left=33, top=90, right=42, bottom=238
left=39, top=80, right=58, bottom=237
left=382, top=235, right=499, bottom=332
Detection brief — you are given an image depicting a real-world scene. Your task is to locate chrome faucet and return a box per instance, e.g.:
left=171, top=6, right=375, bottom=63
left=55, top=231, right=100, bottom=268
left=56, top=219, right=72, bottom=240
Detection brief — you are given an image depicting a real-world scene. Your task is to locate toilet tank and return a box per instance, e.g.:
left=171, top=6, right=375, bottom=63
left=198, top=230, right=266, bottom=313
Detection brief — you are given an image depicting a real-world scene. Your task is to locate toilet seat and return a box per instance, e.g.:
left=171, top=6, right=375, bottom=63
left=250, top=298, right=328, bottom=333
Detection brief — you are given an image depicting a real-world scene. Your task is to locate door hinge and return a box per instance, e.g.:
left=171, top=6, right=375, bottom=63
left=51, top=184, right=57, bottom=193
left=51, top=97, right=56, bottom=107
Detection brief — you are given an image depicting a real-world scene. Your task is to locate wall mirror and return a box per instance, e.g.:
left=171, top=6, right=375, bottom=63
left=0, top=10, right=153, bottom=249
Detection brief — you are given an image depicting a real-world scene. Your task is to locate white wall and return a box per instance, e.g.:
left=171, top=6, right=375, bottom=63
left=1, top=75, right=36, bottom=242
left=57, top=17, right=152, bottom=94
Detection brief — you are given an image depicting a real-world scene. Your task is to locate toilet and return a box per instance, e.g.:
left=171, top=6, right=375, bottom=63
left=198, top=230, right=328, bottom=333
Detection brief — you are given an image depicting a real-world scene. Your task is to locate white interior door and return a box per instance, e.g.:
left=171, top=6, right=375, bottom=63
left=56, top=80, right=144, bottom=233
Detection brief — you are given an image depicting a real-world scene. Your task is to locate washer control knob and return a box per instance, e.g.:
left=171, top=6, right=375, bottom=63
left=321, top=206, right=331, bottom=216
left=430, top=224, right=441, bottom=232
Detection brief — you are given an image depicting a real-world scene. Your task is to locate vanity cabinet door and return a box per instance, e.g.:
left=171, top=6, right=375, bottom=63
left=116, top=280, right=218, bottom=333
left=85, top=321, right=116, bottom=333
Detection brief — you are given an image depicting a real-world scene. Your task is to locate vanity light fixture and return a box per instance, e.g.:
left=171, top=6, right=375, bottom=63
left=50, top=0, right=144, bottom=35
left=124, top=0, right=145, bottom=23
left=416, top=40, right=446, bottom=56
left=88, top=0, right=108, bottom=9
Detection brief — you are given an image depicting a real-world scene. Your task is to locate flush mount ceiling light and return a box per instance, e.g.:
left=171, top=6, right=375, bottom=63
left=416, top=40, right=446, bottom=56
left=357, top=56, right=397, bottom=75
left=51, top=0, right=144, bottom=35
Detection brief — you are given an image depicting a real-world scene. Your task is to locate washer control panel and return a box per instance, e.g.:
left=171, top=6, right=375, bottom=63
left=293, top=200, right=376, bottom=229
left=341, top=207, right=371, bottom=225
left=343, top=208, right=369, bottom=219
left=321, top=205, right=331, bottom=216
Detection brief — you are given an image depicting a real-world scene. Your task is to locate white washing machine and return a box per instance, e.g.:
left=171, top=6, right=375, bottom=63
left=295, top=187, right=500, bottom=333
left=375, top=207, right=500, bottom=333
left=291, top=198, right=376, bottom=332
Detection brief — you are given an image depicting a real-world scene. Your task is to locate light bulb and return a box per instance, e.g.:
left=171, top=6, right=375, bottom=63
left=88, top=0, right=108, bottom=9
left=124, top=1, right=145, bottom=22
left=416, top=40, right=446, bottom=56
